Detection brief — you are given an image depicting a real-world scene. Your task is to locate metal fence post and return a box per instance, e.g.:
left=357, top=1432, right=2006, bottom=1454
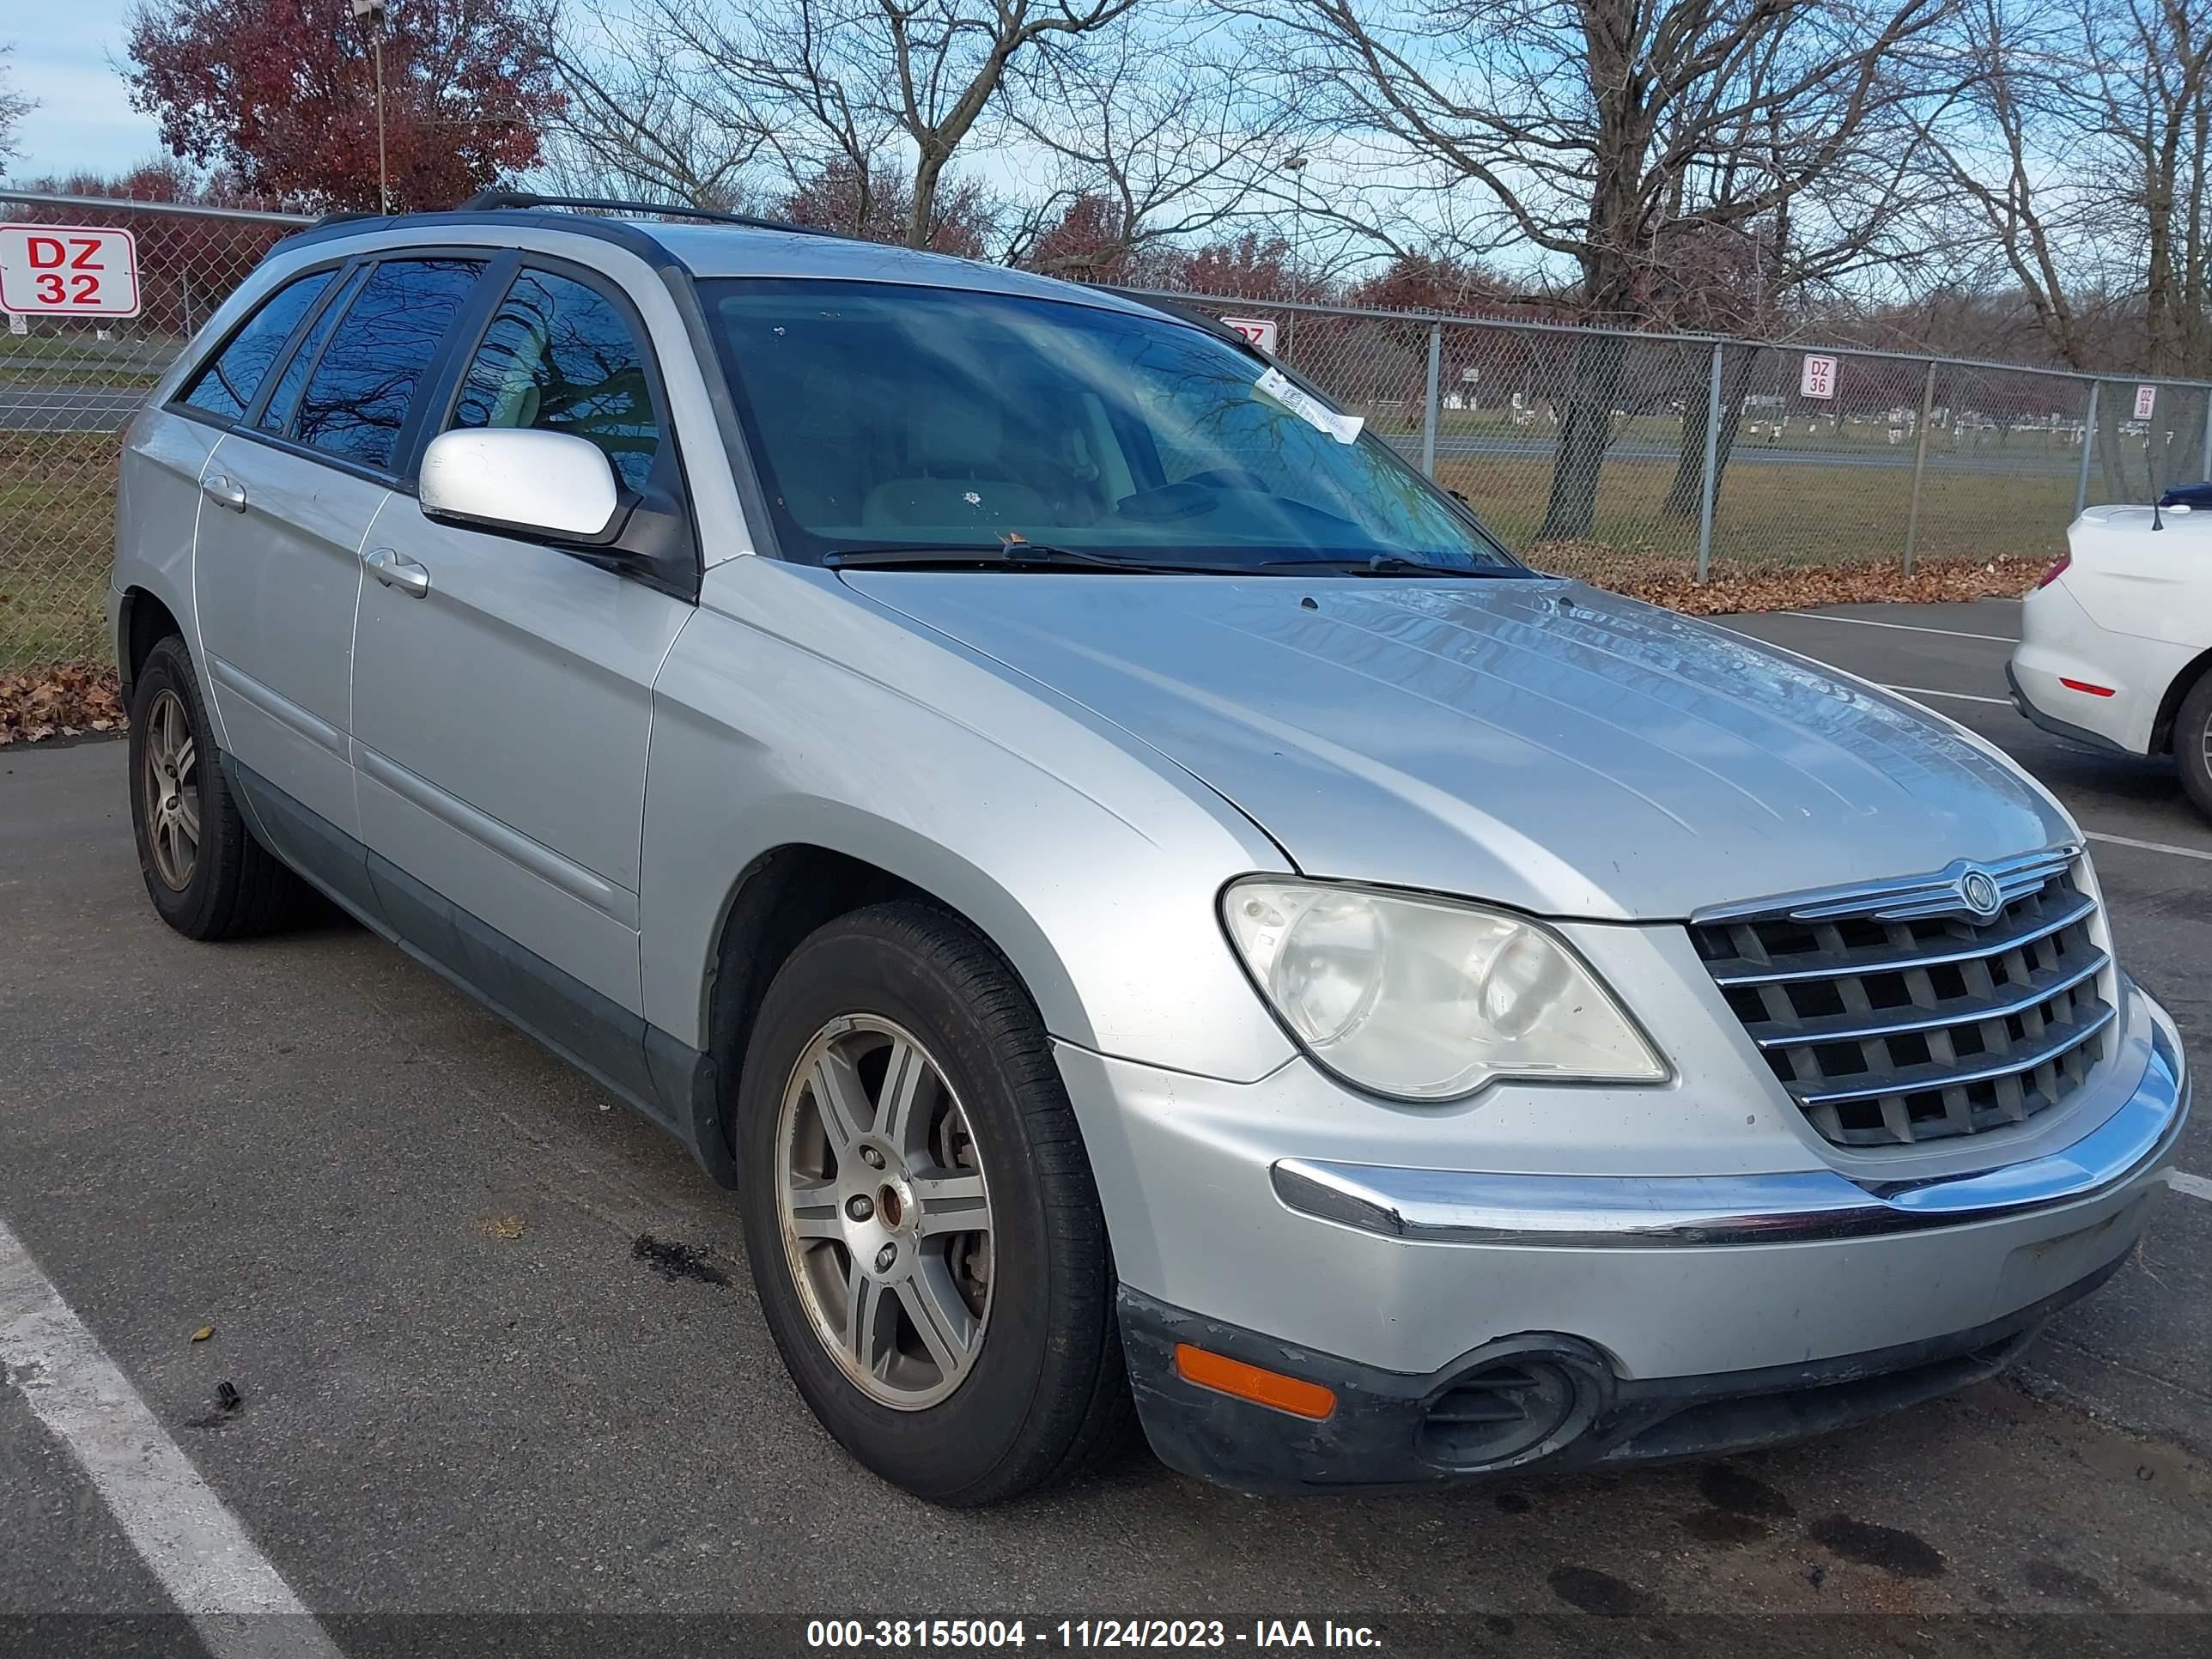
left=1695, top=343, right=1723, bottom=582
left=1902, top=362, right=1937, bottom=576
left=1421, top=324, right=1443, bottom=477
left=2076, top=381, right=2099, bottom=516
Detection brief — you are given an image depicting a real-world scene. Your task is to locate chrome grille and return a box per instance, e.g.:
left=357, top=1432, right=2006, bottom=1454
left=1690, top=848, right=2113, bottom=1148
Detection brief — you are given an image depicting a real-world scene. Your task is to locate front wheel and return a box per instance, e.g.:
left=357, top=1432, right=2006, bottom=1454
left=2179, top=672, right=2212, bottom=823
left=734, top=902, right=1133, bottom=1505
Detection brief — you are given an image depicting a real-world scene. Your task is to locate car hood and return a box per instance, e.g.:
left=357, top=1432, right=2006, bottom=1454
left=843, top=571, right=2072, bottom=920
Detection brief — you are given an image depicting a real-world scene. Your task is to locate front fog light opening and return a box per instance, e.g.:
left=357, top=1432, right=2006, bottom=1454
left=1416, top=1340, right=1612, bottom=1472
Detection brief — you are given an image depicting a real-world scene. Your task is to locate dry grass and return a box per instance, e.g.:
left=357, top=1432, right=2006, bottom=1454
left=0, top=430, right=121, bottom=670
left=1436, top=453, right=2074, bottom=574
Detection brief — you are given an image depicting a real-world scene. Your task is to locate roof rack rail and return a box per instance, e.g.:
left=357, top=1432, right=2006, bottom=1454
left=459, top=189, right=839, bottom=239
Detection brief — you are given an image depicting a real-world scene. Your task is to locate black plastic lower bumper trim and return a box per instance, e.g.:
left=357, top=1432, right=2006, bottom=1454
left=1119, top=1249, right=2133, bottom=1495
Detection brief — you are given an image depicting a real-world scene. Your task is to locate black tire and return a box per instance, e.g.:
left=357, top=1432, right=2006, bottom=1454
left=2179, top=672, right=2212, bottom=823
left=127, top=635, right=308, bottom=940
left=734, top=901, right=1133, bottom=1505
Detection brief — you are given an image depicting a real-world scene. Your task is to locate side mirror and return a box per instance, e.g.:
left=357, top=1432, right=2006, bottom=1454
left=419, top=428, right=623, bottom=544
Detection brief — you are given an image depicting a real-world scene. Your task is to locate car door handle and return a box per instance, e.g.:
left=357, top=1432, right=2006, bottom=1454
left=363, top=547, right=432, bottom=598
left=201, top=473, right=247, bottom=512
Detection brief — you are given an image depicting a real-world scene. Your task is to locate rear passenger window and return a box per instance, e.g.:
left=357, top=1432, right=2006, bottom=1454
left=178, top=269, right=337, bottom=422
left=448, top=270, right=660, bottom=491
left=295, top=258, right=483, bottom=471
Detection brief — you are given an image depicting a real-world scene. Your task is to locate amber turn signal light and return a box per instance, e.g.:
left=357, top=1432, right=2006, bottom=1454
left=1173, top=1342, right=1337, bottom=1420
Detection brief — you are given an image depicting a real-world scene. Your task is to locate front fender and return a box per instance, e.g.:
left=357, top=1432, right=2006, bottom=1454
left=639, top=560, right=1297, bottom=1083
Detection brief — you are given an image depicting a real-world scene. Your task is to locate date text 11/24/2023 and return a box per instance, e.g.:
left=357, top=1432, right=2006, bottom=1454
left=805, top=1620, right=1385, bottom=1650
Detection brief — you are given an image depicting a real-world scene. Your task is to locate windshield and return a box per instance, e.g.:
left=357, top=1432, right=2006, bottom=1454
left=700, top=278, right=1523, bottom=574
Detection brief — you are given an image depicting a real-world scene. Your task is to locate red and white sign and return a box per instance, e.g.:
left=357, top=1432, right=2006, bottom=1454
left=2134, top=384, right=2158, bottom=421
left=0, top=225, right=142, bottom=317
left=1799, top=354, right=1838, bottom=400
left=1219, top=315, right=1279, bottom=354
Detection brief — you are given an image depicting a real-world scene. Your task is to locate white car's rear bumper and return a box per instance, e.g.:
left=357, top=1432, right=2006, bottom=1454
left=2014, top=580, right=2196, bottom=754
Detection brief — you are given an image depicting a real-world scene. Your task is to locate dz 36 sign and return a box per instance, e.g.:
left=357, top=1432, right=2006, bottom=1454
left=0, top=224, right=143, bottom=317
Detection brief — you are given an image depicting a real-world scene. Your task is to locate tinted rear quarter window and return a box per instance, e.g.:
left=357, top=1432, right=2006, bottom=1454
left=257, top=265, right=368, bottom=436
left=178, top=269, right=337, bottom=422
left=295, top=258, right=483, bottom=471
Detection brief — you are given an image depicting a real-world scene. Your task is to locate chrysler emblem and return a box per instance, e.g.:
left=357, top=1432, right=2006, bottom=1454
left=1958, top=867, right=2002, bottom=921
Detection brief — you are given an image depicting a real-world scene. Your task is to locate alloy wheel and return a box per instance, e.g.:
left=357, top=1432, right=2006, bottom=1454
left=141, top=688, right=201, bottom=891
left=775, top=1014, right=994, bottom=1410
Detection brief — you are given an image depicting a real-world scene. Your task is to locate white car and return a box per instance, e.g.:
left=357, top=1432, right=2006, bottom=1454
left=2011, top=502, right=2212, bottom=821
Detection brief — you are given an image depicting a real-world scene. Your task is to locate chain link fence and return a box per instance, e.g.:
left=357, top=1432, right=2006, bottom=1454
left=2, top=191, right=305, bottom=676
left=1206, top=293, right=2212, bottom=595
left=7, top=188, right=2212, bottom=678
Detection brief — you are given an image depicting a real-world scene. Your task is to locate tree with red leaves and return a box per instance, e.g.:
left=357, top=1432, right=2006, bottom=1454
left=1170, top=232, right=1291, bottom=301
left=125, top=0, right=562, bottom=211
left=779, top=157, right=994, bottom=257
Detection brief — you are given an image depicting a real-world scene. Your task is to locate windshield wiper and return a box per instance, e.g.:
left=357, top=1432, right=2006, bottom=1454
left=823, top=543, right=1210, bottom=574
left=1252, top=555, right=1526, bottom=578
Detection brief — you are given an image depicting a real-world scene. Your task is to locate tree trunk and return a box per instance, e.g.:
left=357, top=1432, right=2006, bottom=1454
left=1536, top=330, right=1628, bottom=542
left=1661, top=346, right=1756, bottom=521
left=908, top=143, right=948, bottom=249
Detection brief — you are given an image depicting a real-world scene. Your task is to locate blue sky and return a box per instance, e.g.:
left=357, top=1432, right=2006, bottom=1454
left=8, top=6, right=166, bottom=182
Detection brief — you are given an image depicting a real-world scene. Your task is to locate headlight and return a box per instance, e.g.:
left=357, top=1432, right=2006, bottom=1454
left=1221, top=878, right=1667, bottom=1101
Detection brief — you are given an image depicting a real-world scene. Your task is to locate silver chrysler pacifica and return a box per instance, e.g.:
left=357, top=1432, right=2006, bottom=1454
left=111, top=197, right=2189, bottom=1504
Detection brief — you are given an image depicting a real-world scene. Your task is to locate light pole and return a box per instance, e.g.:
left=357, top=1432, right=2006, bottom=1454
left=352, top=0, right=392, bottom=213
left=1281, top=153, right=1308, bottom=361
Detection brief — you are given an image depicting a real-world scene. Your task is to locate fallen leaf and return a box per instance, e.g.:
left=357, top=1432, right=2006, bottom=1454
left=1, top=661, right=126, bottom=746
left=483, top=1214, right=526, bottom=1241
left=190, top=1325, right=214, bottom=1343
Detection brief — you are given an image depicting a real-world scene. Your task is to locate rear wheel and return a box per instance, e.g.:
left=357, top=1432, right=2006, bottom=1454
left=127, top=635, right=308, bottom=939
left=2179, top=672, right=2212, bottom=823
left=735, top=902, right=1133, bottom=1505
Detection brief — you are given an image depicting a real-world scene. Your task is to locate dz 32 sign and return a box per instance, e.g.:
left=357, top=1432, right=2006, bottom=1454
left=0, top=224, right=143, bottom=318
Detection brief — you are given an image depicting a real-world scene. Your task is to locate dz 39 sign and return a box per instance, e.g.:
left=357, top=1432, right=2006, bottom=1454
left=0, top=224, right=143, bottom=318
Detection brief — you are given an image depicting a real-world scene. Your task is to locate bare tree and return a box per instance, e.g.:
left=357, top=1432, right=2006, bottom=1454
left=604, top=0, right=1144, bottom=249
left=1929, top=0, right=2212, bottom=496
left=1242, top=0, right=1959, bottom=540
left=1, top=44, right=42, bottom=170
left=547, top=20, right=769, bottom=210
left=1001, top=17, right=1296, bottom=276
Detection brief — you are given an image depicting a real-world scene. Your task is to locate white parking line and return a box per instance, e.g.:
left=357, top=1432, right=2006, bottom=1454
left=1780, top=611, right=2018, bottom=644
left=2083, top=830, right=2212, bottom=864
left=0, top=1218, right=343, bottom=1659
left=2174, top=1172, right=2212, bottom=1203
left=1882, top=684, right=2014, bottom=707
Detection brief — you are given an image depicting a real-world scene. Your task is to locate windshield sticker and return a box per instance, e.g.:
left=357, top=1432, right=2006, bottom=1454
left=1255, top=367, right=1364, bottom=444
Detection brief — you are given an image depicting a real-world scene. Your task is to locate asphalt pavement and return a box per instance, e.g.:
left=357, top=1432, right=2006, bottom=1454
left=0, top=386, right=151, bottom=433
left=2, top=599, right=2209, bottom=1656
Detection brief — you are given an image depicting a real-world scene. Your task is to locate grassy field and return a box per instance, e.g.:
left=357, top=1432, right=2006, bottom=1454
left=1352, top=400, right=2098, bottom=463
left=0, top=431, right=120, bottom=669
left=1435, top=452, right=2073, bottom=574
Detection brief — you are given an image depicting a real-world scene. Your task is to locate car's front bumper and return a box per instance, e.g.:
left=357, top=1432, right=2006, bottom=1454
left=1058, top=985, right=2186, bottom=1492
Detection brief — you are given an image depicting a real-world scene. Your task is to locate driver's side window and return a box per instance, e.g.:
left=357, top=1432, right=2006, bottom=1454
left=447, top=268, right=661, bottom=492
